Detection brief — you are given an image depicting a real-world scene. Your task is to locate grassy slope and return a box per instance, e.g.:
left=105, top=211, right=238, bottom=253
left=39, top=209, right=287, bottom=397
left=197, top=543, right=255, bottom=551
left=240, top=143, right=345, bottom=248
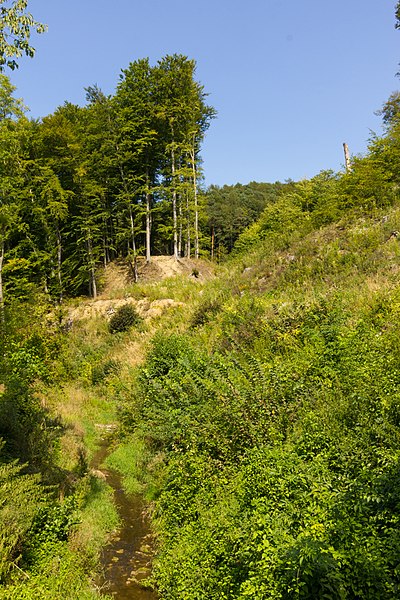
left=115, top=203, right=400, bottom=598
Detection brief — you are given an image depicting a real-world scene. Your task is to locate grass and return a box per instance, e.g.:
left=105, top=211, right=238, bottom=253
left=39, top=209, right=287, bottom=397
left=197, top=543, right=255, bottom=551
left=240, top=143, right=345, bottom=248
left=105, top=435, right=159, bottom=498
left=69, top=475, right=120, bottom=575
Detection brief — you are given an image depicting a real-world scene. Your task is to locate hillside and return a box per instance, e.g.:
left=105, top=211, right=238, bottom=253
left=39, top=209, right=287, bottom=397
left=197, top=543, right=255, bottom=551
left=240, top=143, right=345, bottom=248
left=2, top=131, right=400, bottom=597
left=126, top=203, right=400, bottom=599
left=66, top=257, right=213, bottom=323
left=1, top=5, right=400, bottom=599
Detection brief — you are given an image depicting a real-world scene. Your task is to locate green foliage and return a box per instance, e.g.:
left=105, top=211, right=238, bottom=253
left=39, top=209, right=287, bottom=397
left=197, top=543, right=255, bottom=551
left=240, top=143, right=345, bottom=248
left=0, top=541, right=111, bottom=599
left=1, top=18, right=400, bottom=600
left=190, top=294, right=223, bottom=327
left=0, top=444, right=42, bottom=581
left=233, top=192, right=310, bottom=256
left=205, top=181, right=287, bottom=254
left=90, top=358, right=120, bottom=385
left=108, top=303, right=142, bottom=333
left=28, top=495, right=79, bottom=549
left=0, top=2, right=47, bottom=71
left=115, top=208, right=400, bottom=598
left=105, top=435, right=156, bottom=496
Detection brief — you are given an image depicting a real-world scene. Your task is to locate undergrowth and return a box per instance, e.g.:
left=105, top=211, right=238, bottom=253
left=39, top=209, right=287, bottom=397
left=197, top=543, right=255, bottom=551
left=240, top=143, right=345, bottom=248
left=116, top=196, right=400, bottom=598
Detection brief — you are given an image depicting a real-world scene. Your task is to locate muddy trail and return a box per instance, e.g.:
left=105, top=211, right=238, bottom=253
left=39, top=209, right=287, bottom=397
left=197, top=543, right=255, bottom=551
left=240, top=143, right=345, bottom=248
left=91, top=437, right=157, bottom=600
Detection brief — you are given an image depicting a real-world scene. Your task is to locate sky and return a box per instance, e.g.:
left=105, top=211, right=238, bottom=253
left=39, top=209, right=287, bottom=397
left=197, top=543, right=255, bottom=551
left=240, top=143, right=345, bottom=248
left=8, top=0, right=400, bottom=187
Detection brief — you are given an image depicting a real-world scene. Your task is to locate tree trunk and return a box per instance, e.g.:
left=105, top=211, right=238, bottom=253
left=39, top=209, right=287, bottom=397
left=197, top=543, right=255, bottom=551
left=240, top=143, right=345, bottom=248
left=102, top=214, right=110, bottom=266
left=117, top=158, right=138, bottom=276
left=178, top=197, right=183, bottom=257
left=129, top=206, right=138, bottom=282
left=145, top=173, right=151, bottom=264
left=87, top=233, right=97, bottom=299
left=343, top=142, right=352, bottom=173
left=56, top=225, right=63, bottom=303
left=211, top=226, right=215, bottom=261
left=190, top=141, right=199, bottom=259
left=170, top=121, right=178, bottom=260
left=103, top=235, right=107, bottom=268
left=186, top=189, right=191, bottom=258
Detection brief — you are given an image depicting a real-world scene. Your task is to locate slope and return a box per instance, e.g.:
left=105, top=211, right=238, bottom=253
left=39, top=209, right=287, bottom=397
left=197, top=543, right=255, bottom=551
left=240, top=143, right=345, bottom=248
left=115, top=200, right=400, bottom=599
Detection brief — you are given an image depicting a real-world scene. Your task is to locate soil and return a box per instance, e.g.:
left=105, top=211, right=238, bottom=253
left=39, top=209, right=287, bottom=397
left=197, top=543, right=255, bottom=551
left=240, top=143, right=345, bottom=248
left=66, top=256, right=214, bottom=323
left=136, top=255, right=213, bottom=282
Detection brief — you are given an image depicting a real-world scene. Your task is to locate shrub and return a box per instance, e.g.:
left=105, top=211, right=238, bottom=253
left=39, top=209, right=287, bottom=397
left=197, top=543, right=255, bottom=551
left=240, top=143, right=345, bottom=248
left=91, top=359, right=120, bottom=385
left=190, top=297, right=222, bottom=328
left=0, top=450, right=42, bottom=581
left=108, top=303, right=142, bottom=334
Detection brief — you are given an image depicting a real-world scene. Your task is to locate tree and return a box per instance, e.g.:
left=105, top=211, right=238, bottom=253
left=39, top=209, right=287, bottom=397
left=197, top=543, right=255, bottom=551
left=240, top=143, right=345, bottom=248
left=0, top=75, right=27, bottom=319
left=114, top=59, right=160, bottom=267
left=205, top=182, right=283, bottom=256
left=83, top=86, right=116, bottom=267
left=155, top=55, right=215, bottom=259
left=396, top=1, right=400, bottom=29
left=34, top=103, right=106, bottom=298
left=376, top=91, right=400, bottom=127
left=0, top=0, right=47, bottom=71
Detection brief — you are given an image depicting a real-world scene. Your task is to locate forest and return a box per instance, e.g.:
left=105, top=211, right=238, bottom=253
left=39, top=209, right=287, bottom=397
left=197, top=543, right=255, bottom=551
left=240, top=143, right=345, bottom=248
left=0, top=59, right=296, bottom=304
left=1, top=1, right=400, bottom=599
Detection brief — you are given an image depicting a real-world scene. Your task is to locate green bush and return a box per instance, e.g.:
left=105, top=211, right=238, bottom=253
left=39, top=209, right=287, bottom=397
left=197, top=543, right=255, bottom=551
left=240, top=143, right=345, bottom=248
left=0, top=449, right=42, bottom=581
left=108, top=303, right=142, bottom=334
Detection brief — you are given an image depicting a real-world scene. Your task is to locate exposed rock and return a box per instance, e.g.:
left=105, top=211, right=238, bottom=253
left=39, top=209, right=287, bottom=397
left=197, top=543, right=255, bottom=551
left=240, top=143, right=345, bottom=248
left=90, top=469, right=107, bottom=481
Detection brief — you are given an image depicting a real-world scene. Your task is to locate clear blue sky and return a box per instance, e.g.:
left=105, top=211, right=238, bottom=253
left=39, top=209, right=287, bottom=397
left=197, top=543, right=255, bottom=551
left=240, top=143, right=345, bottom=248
left=9, top=0, right=399, bottom=187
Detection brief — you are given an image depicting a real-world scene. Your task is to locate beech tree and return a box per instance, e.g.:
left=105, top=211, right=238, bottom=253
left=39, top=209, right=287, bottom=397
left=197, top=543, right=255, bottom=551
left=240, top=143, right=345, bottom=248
left=377, top=91, right=400, bottom=128
left=114, top=59, right=159, bottom=269
left=0, top=56, right=215, bottom=303
left=0, top=0, right=46, bottom=71
left=83, top=87, right=116, bottom=267
left=155, top=55, right=215, bottom=259
left=0, top=75, right=27, bottom=317
left=36, top=167, right=70, bottom=301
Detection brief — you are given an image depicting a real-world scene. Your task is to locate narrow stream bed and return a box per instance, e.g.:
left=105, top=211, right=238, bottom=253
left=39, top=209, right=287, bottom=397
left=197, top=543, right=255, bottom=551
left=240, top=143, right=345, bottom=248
left=91, top=437, right=158, bottom=600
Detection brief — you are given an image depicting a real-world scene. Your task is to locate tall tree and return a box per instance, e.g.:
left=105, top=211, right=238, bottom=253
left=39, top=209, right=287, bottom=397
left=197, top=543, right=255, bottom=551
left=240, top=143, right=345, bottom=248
left=114, top=59, right=159, bottom=267
left=155, top=54, right=215, bottom=259
left=0, top=75, right=27, bottom=318
left=83, top=86, right=116, bottom=267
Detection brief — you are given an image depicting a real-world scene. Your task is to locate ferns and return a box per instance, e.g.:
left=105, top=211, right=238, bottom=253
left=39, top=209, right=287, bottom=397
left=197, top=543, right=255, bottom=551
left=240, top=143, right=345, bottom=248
left=0, top=449, right=42, bottom=581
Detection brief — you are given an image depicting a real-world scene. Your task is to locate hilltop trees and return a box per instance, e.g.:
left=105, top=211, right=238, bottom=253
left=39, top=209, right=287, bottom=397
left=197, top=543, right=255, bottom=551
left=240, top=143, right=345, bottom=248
left=113, top=58, right=159, bottom=271
left=205, top=182, right=287, bottom=257
left=154, top=55, right=215, bottom=259
left=0, top=55, right=215, bottom=304
left=113, top=55, right=215, bottom=264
